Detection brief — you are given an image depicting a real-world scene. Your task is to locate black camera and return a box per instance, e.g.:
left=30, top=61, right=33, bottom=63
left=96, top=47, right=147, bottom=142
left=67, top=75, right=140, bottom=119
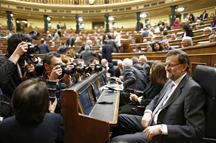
left=22, top=43, right=39, bottom=65
left=83, top=65, right=92, bottom=74
left=94, top=64, right=103, bottom=72
left=60, top=64, right=77, bottom=75
left=47, top=80, right=59, bottom=103
left=27, top=42, right=38, bottom=55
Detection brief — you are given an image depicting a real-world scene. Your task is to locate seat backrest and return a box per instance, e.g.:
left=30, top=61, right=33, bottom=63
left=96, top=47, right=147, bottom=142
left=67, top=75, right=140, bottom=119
left=192, top=65, right=216, bottom=138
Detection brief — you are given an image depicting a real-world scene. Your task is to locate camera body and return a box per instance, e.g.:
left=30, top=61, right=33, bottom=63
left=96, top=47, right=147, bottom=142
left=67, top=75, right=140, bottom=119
left=60, top=64, right=77, bottom=75
left=22, top=43, right=39, bottom=65
left=27, top=42, right=38, bottom=55
left=94, top=64, right=103, bottom=72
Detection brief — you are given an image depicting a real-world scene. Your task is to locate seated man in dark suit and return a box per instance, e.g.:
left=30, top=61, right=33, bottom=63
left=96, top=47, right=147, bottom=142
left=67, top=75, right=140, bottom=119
left=111, top=49, right=205, bottom=143
left=119, top=58, right=148, bottom=106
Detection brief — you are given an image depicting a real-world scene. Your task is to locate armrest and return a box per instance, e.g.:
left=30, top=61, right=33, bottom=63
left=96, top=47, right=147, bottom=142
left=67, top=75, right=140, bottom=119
left=199, top=138, right=216, bottom=143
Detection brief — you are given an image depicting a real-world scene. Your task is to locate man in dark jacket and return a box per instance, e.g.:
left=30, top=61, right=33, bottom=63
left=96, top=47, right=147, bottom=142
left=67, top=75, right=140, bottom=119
left=0, top=33, right=31, bottom=98
left=38, top=38, right=50, bottom=54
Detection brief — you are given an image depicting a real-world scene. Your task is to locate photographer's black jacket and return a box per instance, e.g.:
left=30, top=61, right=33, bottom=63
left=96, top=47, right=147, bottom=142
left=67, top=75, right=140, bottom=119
left=0, top=55, right=22, bottom=98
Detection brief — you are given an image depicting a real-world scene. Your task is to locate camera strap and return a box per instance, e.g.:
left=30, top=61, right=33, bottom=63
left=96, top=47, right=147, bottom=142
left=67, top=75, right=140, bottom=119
left=17, top=63, right=23, bottom=79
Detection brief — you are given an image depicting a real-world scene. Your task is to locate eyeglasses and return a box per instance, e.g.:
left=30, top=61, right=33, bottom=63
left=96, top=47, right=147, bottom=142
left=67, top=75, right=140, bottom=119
left=165, top=63, right=181, bottom=68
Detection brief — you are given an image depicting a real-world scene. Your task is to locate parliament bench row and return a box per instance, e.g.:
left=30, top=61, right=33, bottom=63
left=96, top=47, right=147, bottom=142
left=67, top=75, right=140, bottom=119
left=60, top=70, right=120, bottom=143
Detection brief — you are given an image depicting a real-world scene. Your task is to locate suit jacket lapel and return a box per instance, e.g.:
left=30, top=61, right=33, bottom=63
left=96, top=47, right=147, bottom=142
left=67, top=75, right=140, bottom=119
left=162, top=74, right=190, bottom=109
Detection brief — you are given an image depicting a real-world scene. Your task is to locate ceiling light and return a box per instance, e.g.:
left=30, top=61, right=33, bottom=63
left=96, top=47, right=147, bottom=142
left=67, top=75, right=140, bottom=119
left=78, top=17, right=83, bottom=22
left=140, top=12, right=147, bottom=18
left=108, top=16, right=114, bottom=21
left=176, top=7, right=184, bottom=12
left=47, top=17, right=51, bottom=21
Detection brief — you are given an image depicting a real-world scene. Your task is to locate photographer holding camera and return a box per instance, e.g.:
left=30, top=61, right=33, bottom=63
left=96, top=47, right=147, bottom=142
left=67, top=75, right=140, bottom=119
left=43, top=52, right=73, bottom=113
left=0, top=33, right=35, bottom=99
left=43, top=52, right=73, bottom=87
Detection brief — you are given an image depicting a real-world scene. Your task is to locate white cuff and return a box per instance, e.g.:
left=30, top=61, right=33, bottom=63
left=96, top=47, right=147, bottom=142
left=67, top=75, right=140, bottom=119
left=0, top=116, right=3, bottom=122
left=137, top=97, right=142, bottom=104
left=144, top=109, right=152, bottom=114
left=160, top=124, right=168, bottom=135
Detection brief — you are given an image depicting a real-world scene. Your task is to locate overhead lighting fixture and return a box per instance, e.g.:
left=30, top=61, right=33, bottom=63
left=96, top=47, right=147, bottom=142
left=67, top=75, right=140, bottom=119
left=47, top=16, right=51, bottom=21
left=140, top=12, right=147, bottom=18
left=108, top=16, right=114, bottom=21
left=78, top=17, right=83, bottom=22
left=176, top=7, right=185, bottom=12
left=22, top=20, right=28, bottom=24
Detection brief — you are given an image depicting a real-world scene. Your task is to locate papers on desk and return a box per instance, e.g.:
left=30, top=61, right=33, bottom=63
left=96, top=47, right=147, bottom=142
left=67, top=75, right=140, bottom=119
left=100, top=84, right=123, bottom=91
left=105, top=84, right=123, bottom=91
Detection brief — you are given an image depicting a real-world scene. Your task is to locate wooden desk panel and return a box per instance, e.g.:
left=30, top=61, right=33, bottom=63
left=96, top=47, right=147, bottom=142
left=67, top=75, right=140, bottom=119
left=89, top=90, right=120, bottom=127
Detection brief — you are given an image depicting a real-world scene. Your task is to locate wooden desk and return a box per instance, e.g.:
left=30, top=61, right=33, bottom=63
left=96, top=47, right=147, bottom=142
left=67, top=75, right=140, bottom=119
left=89, top=89, right=120, bottom=127
left=61, top=71, right=120, bottom=143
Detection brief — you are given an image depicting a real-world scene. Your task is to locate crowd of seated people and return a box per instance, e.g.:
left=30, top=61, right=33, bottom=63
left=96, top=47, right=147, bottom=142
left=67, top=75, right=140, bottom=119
left=0, top=10, right=215, bottom=57
left=0, top=31, right=215, bottom=143
left=0, top=9, right=215, bottom=143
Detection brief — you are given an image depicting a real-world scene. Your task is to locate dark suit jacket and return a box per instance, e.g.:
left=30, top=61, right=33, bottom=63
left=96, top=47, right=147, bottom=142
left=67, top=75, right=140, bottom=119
left=123, top=66, right=147, bottom=92
left=102, top=43, right=113, bottom=63
left=0, top=55, right=22, bottom=98
left=200, top=13, right=208, bottom=20
left=182, top=28, right=193, bottom=37
left=140, top=82, right=163, bottom=106
left=39, top=43, right=50, bottom=54
left=120, top=82, right=163, bottom=115
left=0, top=113, right=64, bottom=143
left=146, top=74, right=205, bottom=143
left=114, top=67, right=123, bottom=77
left=66, top=37, right=75, bottom=47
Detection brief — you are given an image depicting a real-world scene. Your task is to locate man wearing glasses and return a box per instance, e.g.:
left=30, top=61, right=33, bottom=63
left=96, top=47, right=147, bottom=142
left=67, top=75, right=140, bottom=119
left=111, top=49, right=205, bottom=143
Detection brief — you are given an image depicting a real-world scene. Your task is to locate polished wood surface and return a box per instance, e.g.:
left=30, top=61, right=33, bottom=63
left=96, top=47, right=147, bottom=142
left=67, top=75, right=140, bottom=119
left=61, top=90, right=110, bottom=143
left=61, top=71, right=120, bottom=143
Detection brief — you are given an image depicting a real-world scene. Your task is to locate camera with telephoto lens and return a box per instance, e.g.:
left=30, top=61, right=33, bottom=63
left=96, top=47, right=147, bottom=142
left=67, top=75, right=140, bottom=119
left=59, top=63, right=103, bottom=76
left=60, top=63, right=77, bottom=75
left=94, top=64, right=103, bottom=72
